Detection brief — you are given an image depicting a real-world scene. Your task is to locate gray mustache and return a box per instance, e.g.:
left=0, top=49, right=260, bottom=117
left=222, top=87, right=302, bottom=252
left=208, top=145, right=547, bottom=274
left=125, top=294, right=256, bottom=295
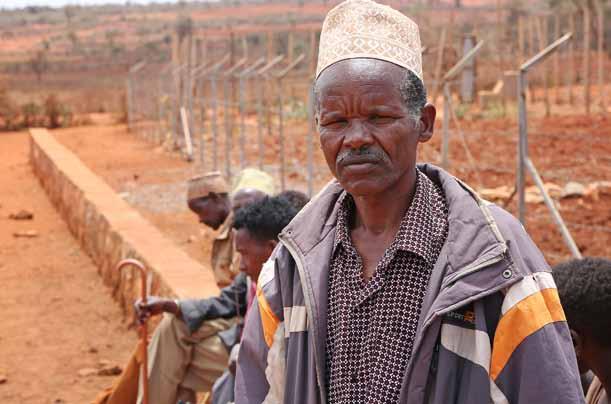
left=336, top=147, right=390, bottom=166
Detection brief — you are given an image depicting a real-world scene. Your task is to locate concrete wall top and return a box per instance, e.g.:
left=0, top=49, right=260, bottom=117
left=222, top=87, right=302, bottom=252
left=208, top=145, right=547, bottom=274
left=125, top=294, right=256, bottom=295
left=29, top=128, right=219, bottom=301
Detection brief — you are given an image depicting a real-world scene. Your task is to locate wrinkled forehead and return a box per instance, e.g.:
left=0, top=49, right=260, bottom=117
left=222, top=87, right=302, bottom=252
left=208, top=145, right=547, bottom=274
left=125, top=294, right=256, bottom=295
left=315, top=59, right=407, bottom=105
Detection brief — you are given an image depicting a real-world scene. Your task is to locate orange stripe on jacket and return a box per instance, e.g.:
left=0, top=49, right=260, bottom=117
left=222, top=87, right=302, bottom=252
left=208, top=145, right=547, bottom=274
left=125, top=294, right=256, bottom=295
left=257, top=287, right=280, bottom=347
left=490, top=288, right=566, bottom=380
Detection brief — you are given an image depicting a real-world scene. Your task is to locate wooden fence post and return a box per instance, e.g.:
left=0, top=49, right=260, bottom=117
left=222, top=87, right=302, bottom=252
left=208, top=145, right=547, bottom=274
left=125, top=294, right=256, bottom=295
left=553, top=14, right=560, bottom=104
left=593, top=0, right=605, bottom=111
left=568, top=12, right=576, bottom=105
left=583, top=4, right=591, bottom=114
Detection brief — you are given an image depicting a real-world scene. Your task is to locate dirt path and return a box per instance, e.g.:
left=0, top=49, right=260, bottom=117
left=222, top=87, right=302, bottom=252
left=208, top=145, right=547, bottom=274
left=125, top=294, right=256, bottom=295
left=0, top=131, right=136, bottom=404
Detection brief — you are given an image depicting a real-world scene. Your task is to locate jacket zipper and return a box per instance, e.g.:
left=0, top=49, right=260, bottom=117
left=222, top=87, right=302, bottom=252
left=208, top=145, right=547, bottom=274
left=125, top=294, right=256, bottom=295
left=439, top=250, right=507, bottom=291
left=281, top=237, right=328, bottom=404
left=403, top=250, right=508, bottom=392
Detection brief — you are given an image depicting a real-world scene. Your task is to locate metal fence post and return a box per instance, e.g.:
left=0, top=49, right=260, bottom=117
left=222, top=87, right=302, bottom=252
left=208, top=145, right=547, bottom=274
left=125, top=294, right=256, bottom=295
left=517, top=71, right=527, bottom=224
left=222, top=58, right=247, bottom=180
left=254, top=56, right=285, bottom=171
left=437, top=40, right=484, bottom=170
left=274, top=54, right=305, bottom=192
left=441, top=82, right=451, bottom=170
left=306, top=81, right=315, bottom=197
left=517, top=32, right=580, bottom=258
left=235, top=58, right=266, bottom=169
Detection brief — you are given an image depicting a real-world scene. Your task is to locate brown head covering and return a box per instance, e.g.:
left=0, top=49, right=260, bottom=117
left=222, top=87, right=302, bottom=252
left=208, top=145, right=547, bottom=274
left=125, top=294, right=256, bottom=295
left=187, top=171, right=229, bottom=202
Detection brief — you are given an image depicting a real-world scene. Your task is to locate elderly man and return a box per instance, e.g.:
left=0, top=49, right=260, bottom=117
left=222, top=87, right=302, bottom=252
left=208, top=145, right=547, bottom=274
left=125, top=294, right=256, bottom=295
left=235, top=1, right=583, bottom=403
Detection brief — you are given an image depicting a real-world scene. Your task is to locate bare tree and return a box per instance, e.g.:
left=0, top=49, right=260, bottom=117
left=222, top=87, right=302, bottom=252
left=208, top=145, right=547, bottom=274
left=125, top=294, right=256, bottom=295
left=68, top=30, right=79, bottom=53
left=29, top=50, right=49, bottom=82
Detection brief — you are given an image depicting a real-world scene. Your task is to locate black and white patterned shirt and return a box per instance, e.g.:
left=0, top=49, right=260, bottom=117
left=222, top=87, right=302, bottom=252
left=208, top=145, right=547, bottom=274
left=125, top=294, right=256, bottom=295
left=325, top=169, right=449, bottom=404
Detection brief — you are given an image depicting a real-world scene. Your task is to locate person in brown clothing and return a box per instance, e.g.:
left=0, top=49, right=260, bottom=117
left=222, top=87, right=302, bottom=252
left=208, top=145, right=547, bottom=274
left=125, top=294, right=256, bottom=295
left=187, top=171, right=269, bottom=288
left=94, top=169, right=275, bottom=404
left=554, top=257, right=611, bottom=404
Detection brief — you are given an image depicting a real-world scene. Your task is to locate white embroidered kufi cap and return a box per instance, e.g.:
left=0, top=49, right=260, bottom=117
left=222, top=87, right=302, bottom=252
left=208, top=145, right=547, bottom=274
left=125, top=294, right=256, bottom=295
left=316, top=0, right=423, bottom=82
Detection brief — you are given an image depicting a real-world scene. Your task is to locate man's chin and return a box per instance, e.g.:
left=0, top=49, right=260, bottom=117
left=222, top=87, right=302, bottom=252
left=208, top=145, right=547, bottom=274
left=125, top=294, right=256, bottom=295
left=339, top=177, right=390, bottom=197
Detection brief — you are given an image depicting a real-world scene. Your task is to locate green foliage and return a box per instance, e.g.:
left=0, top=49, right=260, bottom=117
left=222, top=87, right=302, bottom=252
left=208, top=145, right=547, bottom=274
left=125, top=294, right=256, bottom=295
left=21, top=102, right=42, bottom=127
left=0, top=89, right=19, bottom=130
left=481, top=102, right=507, bottom=120
left=286, top=99, right=308, bottom=120
left=453, top=102, right=470, bottom=120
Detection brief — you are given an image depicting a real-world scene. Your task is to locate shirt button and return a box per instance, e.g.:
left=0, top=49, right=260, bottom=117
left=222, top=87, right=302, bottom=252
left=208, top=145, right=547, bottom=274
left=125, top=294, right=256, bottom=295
left=502, top=269, right=513, bottom=279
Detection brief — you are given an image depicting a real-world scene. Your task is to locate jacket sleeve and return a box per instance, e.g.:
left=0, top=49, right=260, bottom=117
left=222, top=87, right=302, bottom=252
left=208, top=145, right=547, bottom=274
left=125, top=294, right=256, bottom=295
left=488, top=271, right=585, bottom=403
left=235, top=256, right=284, bottom=404
left=483, top=205, right=584, bottom=403
left=179, top=273, right=248, bottom=333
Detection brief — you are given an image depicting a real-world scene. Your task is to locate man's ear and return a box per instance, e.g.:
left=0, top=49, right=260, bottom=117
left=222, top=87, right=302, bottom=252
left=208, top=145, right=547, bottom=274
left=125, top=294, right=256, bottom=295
left=267, top=239, right=278, bottom=254
left=571, top=329, right=583, bottom=357
left=418, top=103, right=436, bottom=143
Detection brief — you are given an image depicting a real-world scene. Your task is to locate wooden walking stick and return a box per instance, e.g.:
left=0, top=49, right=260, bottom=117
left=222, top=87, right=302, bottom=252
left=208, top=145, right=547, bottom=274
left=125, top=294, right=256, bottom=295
left=117, top=258, right=149, bottom=404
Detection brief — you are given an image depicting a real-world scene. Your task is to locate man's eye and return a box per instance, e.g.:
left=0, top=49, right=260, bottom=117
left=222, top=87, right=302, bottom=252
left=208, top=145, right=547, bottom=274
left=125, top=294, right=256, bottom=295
left=370, top=115, right=395, bottom=124
left=322, top=120, right=348, bottom=129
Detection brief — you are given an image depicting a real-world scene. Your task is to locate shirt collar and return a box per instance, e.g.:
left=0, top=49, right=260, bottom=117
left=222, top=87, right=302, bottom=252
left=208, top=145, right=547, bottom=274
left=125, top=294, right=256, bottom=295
left=215, top=211, right=234, bottom=241
left=332, top=169, right=444, bottom=265
left=393, top=169, right=442, bottom=265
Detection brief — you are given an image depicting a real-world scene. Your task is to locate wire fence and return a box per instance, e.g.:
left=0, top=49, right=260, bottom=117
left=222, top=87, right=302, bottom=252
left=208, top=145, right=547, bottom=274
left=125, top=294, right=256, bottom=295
left=125, top=3, right=609, bottom=262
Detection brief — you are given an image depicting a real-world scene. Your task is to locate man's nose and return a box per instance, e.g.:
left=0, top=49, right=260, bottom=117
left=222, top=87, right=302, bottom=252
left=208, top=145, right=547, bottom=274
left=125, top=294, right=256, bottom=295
left=343, top=120, right=374, bottom=150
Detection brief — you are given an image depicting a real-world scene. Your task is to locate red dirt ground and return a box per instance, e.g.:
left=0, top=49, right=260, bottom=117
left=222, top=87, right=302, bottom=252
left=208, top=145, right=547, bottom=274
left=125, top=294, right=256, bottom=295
left=0, top=108, right=608, bottom=401
left=0, top=131, right=136, bottom=403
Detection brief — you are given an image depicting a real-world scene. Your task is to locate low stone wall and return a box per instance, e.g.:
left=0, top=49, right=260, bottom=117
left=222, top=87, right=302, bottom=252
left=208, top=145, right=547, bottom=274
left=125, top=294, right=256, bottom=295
left=29, top=128, right=218, bottom=315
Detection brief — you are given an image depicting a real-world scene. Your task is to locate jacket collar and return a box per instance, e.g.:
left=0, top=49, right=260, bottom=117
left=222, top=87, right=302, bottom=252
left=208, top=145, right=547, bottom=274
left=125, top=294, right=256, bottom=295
left=330, top=169, right=445, bottom=266
left=280, top=163, right=506, bottom=277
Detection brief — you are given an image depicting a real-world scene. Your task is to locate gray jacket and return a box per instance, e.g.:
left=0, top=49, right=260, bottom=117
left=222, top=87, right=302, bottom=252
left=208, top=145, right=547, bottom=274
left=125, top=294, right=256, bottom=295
left=235, top=164, right=584, bottom=404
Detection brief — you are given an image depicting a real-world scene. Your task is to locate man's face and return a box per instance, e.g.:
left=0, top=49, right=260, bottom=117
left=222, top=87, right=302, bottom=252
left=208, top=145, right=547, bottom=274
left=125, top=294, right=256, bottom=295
left=188, top=194, right=228, bottom=230
left=316, top=59, right=433, bottom=197
left=235, top=228, right=276, bottom=282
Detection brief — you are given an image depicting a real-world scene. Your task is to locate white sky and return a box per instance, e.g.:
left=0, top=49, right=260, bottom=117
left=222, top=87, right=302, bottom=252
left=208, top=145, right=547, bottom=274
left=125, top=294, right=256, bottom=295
left=1, top=0, right=180, bottom=9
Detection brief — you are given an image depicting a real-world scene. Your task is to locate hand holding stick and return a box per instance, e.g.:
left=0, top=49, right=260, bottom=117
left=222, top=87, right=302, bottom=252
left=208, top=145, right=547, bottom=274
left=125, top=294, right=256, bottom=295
left=116, top=258, right=149, bottom=404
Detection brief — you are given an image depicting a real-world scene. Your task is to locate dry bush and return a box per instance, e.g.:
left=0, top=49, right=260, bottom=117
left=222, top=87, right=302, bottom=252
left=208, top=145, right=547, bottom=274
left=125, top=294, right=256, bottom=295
left=117, top=91, right=127, bottom=123
left=44, top=94, right=72, bottom=128
left=21, top=101, right=43, bottom=127
left=0, top=89, right=19, bottom=130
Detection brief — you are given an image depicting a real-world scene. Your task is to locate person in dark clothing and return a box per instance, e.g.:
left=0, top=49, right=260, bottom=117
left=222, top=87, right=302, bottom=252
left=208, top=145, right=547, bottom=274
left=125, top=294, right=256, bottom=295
left=209, top=196, right=299, bottom=404
left=554, top=257, right=611, bottom=404
left=277, top=190, right=310, bottom=212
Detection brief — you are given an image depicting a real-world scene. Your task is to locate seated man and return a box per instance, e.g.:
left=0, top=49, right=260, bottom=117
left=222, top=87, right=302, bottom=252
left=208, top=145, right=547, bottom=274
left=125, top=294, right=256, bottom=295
left=210, top=196, right=301, bottom=404
left=134, top=170, right=276, bottom=404
left=93, top=169, right=275, bottom=404
left=554, top=257, right=611, bottom=404
left=188, top=170, right=275, bottom=288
